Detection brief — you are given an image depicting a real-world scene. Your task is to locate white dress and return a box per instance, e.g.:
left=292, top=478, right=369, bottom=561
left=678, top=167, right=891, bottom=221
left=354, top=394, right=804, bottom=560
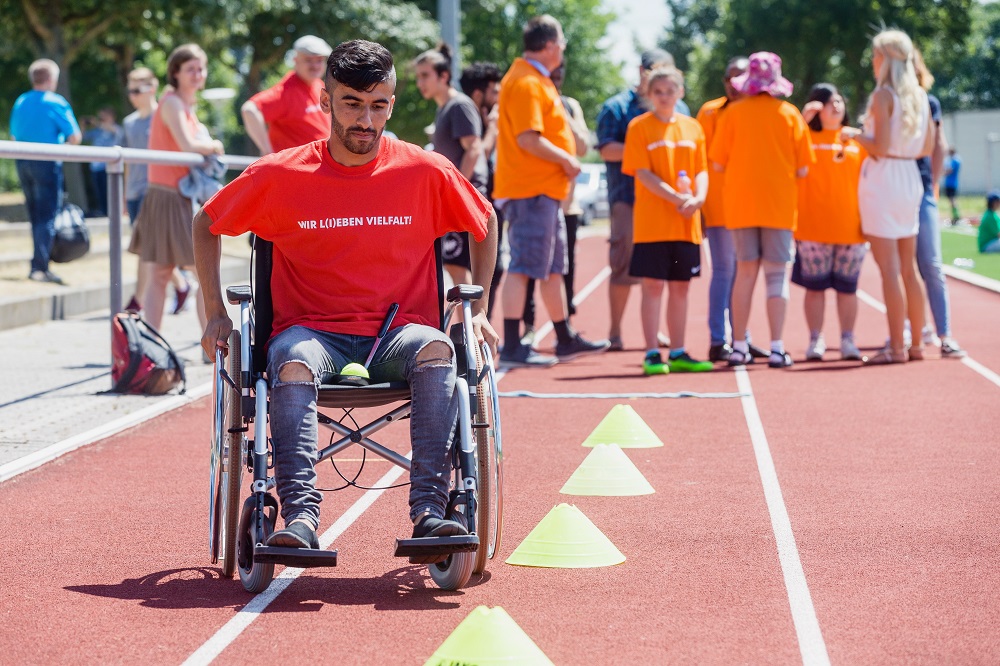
left=858, top=86, right=929, bottom=239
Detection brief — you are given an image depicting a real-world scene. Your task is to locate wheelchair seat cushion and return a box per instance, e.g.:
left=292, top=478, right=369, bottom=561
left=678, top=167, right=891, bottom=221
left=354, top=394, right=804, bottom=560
left=316, top=381, right=412, bottom=409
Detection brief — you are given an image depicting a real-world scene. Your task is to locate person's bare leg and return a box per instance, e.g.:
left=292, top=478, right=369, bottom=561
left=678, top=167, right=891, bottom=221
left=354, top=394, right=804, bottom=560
left=868, top=236, right=906, bottom=354
left=898, top=236, right=926, bottom=351
left=730, top=259, right=760, bottom=350
left=444, top=264, right=472, bottom=289
left=143, top=263, right=173, bottom=330
left=640, top=278, right=663, bottom=350
left=836, top=292, right=858, bottom=339
left=538, top=272, right=569, bottom=323
left=804, top=289, right=825, bottom=336
left=608, top=283, right=631, bottom=339
left=666, top=281, right=689, bottom=351
left=134, top=260, right=153, bottom=307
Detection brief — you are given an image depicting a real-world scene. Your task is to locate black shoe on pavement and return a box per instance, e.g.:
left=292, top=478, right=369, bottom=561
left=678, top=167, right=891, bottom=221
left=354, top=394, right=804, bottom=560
left=708, top=343, right=733, bottom=362
left=555, top=334, right=611, bottom=361
left=500, top=342, right=558, bottom=368
left=748, top=343, right=770, bottom=359
left=265, top=520, right=319, bottom=549
left=412, top=513, right=469, bottom=539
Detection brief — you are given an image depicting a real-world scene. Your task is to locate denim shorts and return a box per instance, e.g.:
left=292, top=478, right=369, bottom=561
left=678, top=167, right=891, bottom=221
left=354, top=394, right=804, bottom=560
left=503, top=195, right=567, bottom=280
left=731, top=227, right=794, bottom=263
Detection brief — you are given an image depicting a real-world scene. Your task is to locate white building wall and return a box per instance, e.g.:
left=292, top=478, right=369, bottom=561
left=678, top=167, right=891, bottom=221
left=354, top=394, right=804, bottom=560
left=941, top=109, right=1000, bottom=195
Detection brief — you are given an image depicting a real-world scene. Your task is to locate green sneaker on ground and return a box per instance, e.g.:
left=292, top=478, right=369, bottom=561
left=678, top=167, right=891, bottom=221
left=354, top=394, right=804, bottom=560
left=643, top=351, right=669, bottom=375
left=668, top=351, right=714, bottom=373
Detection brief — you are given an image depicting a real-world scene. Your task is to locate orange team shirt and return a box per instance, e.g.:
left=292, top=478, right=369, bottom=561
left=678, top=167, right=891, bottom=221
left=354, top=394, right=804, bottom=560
left=148, top=92, right=203, bottom=188
left=621, top=112, right=707, bottom=244
left=493, top=58, right=576, bottom=202
left=249, top=72, right=329, bottom=152
left=709, top=94, right=814, bottom=230
left=796, top=129, right=866, bottom=244
left=696, top=96, right=730, bottom=228
left=205, top=138, right=493, bottom=339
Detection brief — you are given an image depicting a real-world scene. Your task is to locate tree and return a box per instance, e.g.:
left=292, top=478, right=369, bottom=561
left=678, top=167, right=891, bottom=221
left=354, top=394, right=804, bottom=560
left=660, top=0, right=975, bottom=118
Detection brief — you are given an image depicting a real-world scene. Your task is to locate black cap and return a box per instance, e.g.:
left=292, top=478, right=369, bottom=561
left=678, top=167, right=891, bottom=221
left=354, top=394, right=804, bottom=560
left=640, top=48, right=674, bottom=70
left=988, top=190, right=1000, bottom=205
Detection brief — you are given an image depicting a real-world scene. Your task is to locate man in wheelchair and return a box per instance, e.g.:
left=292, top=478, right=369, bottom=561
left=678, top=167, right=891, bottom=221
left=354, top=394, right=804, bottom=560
left=193, top=40, right=498, bottom=554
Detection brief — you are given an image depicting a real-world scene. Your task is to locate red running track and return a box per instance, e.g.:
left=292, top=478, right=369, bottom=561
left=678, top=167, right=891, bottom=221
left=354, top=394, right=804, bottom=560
left=1, top=232, right=998, bottom=664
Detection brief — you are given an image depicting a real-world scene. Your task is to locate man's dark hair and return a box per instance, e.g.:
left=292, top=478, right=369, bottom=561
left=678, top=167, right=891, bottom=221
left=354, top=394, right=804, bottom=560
left=413, top=43, right=453, bottom=84
left=523, top=15, right=561, bottom=52
left=326, top=39, right=396, bottom=92
left=459, top=61, right=501, bottom=96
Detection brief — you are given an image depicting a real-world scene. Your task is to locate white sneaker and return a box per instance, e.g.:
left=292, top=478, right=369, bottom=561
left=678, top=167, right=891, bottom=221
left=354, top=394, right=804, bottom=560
left=840, top=338, right=862, bottom=361
left=806, top=335, right=826, bottom=361
left=921, top=326, right=941, bottom=348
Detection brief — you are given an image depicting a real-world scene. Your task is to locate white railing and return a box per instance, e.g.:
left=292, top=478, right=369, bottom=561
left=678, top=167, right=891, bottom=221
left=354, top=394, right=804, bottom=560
left=0, top=139, right=257, bottom=389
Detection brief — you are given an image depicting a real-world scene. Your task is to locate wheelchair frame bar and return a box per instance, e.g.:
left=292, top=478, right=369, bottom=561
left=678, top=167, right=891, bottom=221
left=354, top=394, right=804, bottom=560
left=455, top=376, right=477, bottom=493
left=239, top=302, right=251, bottom=397
left=252, top=378, right=269, bottom=495
left=316, top=403, right=414, bottom=472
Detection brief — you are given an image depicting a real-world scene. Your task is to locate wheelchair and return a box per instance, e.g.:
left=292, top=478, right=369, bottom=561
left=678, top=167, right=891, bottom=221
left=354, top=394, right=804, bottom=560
left=208, top=239, right=503, bottom=593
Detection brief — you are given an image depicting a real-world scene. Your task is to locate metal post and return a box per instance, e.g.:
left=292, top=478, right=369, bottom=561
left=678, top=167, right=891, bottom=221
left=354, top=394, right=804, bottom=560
left=107, top=152, right=125, bottom=388
left=439, top=0, right=461, bottom=84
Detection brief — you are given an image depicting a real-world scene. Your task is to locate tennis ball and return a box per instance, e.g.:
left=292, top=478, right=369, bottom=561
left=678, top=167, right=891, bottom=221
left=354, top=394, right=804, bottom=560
left=340, top=363, right=369, bottom=379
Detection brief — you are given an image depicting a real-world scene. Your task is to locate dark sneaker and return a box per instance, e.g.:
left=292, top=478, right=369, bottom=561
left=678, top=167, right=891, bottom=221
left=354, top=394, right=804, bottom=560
left=748, top=343, right=770, bottom=359
left=608, top=336, right=625, bottom=352
left=768, top=351, right=794, bottom=368
left=125, top=295, right=142, bottom=313
left=708, top=343, right=732, bottom=362
left=500, top=342, right=557, bottom=368
left=643, top=351, right=669, bottom=375
left=172, top=283, right=192, bottom=314
left=555, top=334, right=611, bottom=361
left=668, top=352, right=714, bottom=373
left=266, top=520, right=319, bottom=549
left=412, top=513, right=469, bottom=539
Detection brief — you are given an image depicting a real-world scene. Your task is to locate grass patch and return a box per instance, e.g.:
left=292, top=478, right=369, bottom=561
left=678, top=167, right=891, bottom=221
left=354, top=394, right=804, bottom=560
left=940, top=225, right=1000, bottom=281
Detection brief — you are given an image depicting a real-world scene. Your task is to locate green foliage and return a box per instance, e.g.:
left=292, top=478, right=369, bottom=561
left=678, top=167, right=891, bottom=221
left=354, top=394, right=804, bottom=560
left=661, top=0, right=976, bottom=118
left=928, top=2, right=1000, bottom=111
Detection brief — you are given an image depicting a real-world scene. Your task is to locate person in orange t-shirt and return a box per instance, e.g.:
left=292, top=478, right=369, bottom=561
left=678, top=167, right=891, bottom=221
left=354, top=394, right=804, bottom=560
left=494, top=14, right=608, bottom=368
left=622, top=67, right=713, bottom=375
left=697, top=55, right=767, bottom=364
left=793, top=83, right=868, bottom=362
left=194, top=40, right=499, bottom=553
left=241, top=35, right=332, bottom=155
left=709, top=51, right=814, bottom=368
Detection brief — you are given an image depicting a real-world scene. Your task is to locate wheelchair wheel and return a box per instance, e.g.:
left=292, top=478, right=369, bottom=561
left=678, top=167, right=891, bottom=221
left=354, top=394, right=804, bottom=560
left=428, top=513, right=475, bottom=590
left=210, top=330, right=244, bottom=578
left=237, top=496, right=277, bottom=594
left=472, top=341, right=503, bottom=574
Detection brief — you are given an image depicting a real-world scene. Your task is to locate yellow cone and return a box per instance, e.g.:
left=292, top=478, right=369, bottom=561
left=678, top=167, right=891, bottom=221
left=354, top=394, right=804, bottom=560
left=424, top=606, right=554, bottom=666
left=505, top=503, right=626, bottom=568
left=582, top=404, right=664, bottom=448
left=560, top=443, right=655, bottom=496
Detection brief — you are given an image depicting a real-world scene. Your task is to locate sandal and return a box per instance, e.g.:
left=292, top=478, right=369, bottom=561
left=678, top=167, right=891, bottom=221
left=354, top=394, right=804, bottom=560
left=863, top=348, right=907, bottom=365
left=727, top=348, right=754, bottom=366
left=908, top=345, right=925, bottom=361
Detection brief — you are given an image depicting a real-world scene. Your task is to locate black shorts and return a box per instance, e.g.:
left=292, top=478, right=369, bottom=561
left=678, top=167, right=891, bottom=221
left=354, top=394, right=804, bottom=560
left=442, top=231, right=471, bottom=269
left=944, top=185, right=958, bottom=198
left=628, top=241, right=701, bottom=281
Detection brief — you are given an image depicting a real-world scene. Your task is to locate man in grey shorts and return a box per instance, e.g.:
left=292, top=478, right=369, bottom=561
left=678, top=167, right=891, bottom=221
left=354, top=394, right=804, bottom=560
left=493, top=14, right=608, bottom=367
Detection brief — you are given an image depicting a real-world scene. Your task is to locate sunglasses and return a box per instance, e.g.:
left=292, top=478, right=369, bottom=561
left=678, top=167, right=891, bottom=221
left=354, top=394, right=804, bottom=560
left=127, top=88, right=148, bottom=95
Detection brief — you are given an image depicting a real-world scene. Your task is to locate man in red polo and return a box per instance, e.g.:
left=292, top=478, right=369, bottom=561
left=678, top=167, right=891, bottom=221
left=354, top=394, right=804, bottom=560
left=242, top=35, right=332, bottom=155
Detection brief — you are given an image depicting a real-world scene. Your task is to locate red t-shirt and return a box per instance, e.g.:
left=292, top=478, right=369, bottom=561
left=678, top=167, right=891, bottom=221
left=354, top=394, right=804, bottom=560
left=205, top=138, right=493, bottom=339
left=248, top=72, right=328, bottom=152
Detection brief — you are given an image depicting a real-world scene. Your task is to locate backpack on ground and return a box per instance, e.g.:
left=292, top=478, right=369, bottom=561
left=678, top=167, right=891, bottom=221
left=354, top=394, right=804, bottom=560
left=108, top=312, right=186, bottom=395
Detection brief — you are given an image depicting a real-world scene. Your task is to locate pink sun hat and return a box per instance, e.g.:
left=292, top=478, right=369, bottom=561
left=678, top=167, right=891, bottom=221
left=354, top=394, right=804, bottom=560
left=730, top=51, right=793, bottom=98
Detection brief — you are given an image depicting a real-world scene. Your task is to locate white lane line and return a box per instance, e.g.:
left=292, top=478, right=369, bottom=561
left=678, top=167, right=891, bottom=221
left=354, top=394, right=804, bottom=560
left=858, top=289, right=1000, bottom=389
left=533, top=265, right=612, bottom=344
left=734, top=367, right=831, bottom=666
left=182, top=462, right=407, bottom=666
left=0, top=381, right=212, bottom=484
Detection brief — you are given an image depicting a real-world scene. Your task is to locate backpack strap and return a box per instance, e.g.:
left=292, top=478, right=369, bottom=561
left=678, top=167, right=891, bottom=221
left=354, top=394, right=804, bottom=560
left=105, top=313, right=144, bottom=394
left=139, top=316, right=188, bottom=394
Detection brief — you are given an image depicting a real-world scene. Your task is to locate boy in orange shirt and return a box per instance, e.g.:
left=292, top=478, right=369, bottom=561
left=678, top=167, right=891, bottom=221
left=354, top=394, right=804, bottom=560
left=622, top=67, right=713, bottom=374
left=795, top=83, right=867, bottom=361
left=709, top=52, right=814, bottom=368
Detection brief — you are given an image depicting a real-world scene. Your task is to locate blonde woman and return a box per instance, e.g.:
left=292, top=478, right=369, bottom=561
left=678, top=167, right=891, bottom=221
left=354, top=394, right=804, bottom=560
left=129, top=44, right=222, bottom=332
left=850, top=30, right=935, bottom=364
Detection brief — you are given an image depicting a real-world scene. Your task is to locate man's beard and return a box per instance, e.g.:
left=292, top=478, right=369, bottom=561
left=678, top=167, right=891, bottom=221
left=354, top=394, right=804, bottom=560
left=332, top=113, right=381, bottom=154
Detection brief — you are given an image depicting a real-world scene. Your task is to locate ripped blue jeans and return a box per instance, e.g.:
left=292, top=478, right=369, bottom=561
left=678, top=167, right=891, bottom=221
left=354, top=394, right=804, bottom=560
left=266, top=324, right=458, bottom=529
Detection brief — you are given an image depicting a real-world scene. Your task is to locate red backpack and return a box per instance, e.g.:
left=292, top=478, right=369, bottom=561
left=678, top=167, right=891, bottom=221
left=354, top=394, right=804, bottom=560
left=109, top=312, right=186, bottom=395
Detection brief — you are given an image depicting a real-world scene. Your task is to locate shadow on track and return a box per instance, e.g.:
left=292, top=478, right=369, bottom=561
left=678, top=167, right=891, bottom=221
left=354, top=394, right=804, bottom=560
left=65, top=566, right=492, bottom=611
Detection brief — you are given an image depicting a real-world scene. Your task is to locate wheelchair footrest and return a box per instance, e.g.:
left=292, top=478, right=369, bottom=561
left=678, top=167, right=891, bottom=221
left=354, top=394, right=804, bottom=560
left=253, top=545, right=339, bottom=568
left=393, top=535, right=479, bottom=563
